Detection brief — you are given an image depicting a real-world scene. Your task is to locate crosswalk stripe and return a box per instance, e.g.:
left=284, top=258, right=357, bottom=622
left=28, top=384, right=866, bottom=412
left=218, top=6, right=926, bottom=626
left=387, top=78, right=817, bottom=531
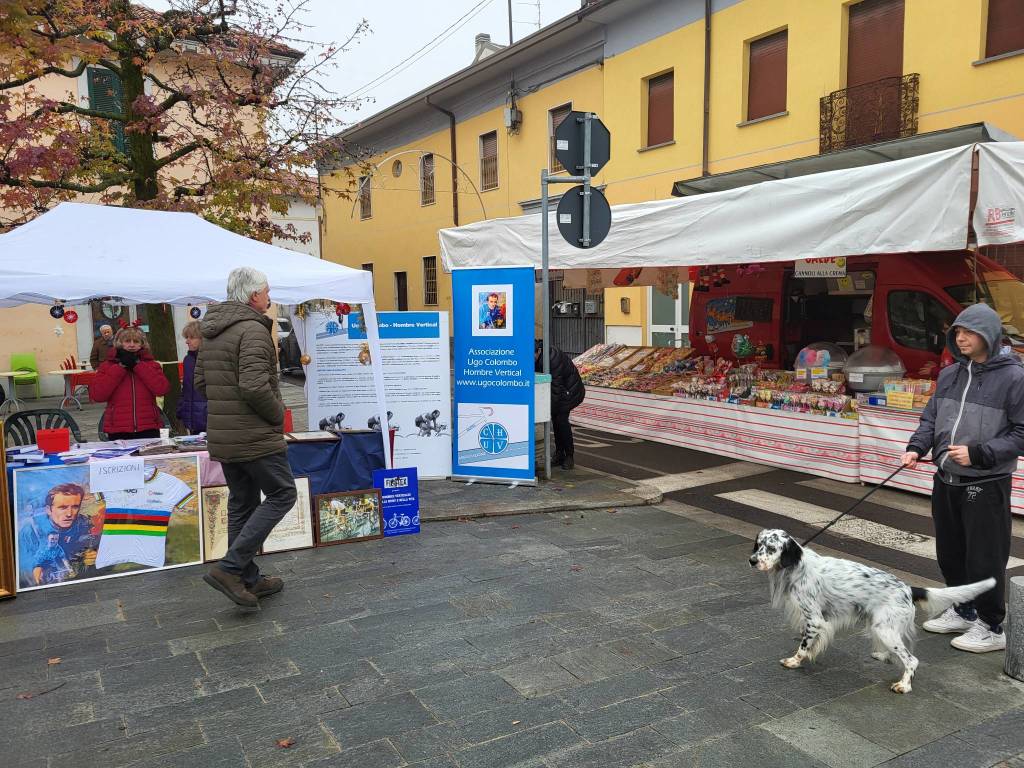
left=798, top=478, right=1024, bottom=539
left=632, top=462, right=776, bottom=494
left=717, top=489, right=1024, bottom=568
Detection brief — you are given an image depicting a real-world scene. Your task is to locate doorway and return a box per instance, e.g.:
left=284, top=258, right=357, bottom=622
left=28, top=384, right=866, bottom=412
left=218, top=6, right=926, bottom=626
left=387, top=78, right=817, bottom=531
left=394, top=271, right=409, bottom=311
left=648, top=283, right=690, bottom=347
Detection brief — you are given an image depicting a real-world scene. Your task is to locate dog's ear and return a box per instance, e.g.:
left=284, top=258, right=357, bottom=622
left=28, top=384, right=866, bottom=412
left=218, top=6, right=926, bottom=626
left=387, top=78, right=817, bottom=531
left=779, top=537, right=803, bottom=569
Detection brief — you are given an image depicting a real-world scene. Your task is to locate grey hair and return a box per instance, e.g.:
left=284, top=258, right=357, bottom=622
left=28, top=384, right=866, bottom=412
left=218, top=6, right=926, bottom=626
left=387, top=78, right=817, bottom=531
left=226, top=267, right=269, bottom=304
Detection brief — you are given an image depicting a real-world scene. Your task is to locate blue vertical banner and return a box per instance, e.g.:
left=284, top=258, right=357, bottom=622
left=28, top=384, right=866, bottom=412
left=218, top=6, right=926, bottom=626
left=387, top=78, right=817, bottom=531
left=452, top=267, right=535, bottom=483
left=373, top=467, right=420, bottom=536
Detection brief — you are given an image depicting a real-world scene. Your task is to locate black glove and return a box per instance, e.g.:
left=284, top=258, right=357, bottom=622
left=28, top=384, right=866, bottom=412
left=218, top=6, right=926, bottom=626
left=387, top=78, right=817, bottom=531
left=116, top=348, right=138, bottom=370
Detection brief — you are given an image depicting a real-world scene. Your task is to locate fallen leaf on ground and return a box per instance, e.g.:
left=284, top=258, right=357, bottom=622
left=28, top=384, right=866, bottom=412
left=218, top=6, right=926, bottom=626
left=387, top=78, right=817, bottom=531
left=15, top=682, right=66, bottom=700
left=607, top=509, right=618, bottom=514
left=570, top=564, right=583, bottom=572
left=276, top=737, right=295, bottom=748
left=47, top=657, right=62, bottom=665
left=511, top=525, right=520, bottom=530
left=512, top=720, right=521, bottom=725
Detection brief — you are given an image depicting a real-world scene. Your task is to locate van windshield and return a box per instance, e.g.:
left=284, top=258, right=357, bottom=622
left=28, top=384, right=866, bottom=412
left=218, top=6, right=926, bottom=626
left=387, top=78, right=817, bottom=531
left=946, top=278, right=1024, bottom=342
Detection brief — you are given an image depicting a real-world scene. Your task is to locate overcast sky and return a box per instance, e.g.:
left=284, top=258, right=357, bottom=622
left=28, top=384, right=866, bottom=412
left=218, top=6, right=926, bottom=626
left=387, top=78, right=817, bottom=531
left=147, top=1, right=581, bottom=123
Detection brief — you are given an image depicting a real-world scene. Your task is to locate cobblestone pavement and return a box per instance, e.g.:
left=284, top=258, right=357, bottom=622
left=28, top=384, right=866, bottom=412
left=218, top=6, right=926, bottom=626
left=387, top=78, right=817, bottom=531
left=2, top=504, right=1023, bottom=768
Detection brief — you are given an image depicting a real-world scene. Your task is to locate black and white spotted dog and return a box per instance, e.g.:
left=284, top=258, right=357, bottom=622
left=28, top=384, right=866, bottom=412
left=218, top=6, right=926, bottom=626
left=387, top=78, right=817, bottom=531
left=749, top=528, right=996, bottom=694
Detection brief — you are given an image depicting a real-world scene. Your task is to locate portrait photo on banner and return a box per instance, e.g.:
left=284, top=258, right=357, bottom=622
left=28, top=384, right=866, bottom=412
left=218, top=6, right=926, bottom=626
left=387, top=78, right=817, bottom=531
left=473, top=283, right=513, bottom=336
left=13, top=455, right=202, bottom=591
left=314, top=489, right=383, bottom=546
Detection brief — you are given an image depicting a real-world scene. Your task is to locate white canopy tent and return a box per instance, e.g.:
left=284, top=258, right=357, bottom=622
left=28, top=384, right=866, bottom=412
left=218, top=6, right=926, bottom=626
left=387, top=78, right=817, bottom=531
left=439, top=144, right=984, bottom=270
left=0, top=203, right=391, bottom=466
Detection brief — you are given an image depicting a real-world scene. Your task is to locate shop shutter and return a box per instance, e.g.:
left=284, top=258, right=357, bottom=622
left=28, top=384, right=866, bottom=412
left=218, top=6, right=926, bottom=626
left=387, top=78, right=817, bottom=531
left=986, top=0, right=1024, bottom=58
left=86, top=67, right=126, bottom=153
left=550, top=103, right=572, bottom=172
left=480, top=131, right=498, bottom=191
left=846, top=0, right=905, bottom=87
left=747, top=30, right=788, bottom=121
left=646, top=71, right=674, bottom=147
left=420, top=153, right=435, bottom=206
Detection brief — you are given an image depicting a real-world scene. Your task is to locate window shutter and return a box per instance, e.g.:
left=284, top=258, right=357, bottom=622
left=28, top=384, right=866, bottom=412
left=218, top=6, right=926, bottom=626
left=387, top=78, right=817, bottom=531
left=423, top=256, right=438, bottom=305
left=420, top=154, right=435, bottom=206
left=550, top=104, right=572, bottom=172
left=646, top=72, right=674, bottom=147
left=986, top=0, right=1024, bottom=58
left=359, top=175, right=372, bottom=219
left=847, top=0, right=904, bottom=87
left=86, top=67, right=126, bottom=153
left=480, top=131, right=498, bottom=191
left=747, top=31, right=787, bottom=121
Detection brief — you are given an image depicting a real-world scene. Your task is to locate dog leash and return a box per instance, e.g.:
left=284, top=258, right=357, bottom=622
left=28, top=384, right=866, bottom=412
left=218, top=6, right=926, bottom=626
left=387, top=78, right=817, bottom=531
left=801, top=464, right=906, bottom=547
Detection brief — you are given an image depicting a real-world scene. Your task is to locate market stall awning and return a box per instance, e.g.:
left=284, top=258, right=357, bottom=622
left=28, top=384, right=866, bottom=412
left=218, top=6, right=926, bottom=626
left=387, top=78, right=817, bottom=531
left=0, top=203, right=374, bottom=307
left=672, top=122, right=1015, bottom=197
left=976, top=141, right=1024, bottom=247
left=439, top=144, right=976, bottom=271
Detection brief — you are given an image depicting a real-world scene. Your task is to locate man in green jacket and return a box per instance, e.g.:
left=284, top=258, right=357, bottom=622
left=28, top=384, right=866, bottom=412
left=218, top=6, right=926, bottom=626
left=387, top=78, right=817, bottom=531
left=196, top=267, right=296, bottom=607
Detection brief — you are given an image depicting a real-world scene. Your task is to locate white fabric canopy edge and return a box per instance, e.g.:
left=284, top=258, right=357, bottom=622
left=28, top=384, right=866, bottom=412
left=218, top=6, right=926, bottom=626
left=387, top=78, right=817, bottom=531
left=439, top=144, right=976, bottom=270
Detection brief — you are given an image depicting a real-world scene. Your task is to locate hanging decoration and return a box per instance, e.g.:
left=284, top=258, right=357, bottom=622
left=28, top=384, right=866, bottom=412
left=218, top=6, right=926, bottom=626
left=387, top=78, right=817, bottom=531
left=655, top=267, right=680, bottom=300
left=53, top=325, right=64, bottom=337
left=63, top=310, right=78, bottom=324
left=336, top=302, right=351, bottom=316
left=49, top=304, right=65, bottom=319
left=118, top=318, right=143, bottom=329
left=299, top=354, right=311, bottom=366
left=189, top=306, right=202, bottom=319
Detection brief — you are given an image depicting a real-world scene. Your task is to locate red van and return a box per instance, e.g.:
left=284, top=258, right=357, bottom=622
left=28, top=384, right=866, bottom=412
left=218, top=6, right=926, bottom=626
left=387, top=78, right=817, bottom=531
left=687, top=251, right=1024, bottom=375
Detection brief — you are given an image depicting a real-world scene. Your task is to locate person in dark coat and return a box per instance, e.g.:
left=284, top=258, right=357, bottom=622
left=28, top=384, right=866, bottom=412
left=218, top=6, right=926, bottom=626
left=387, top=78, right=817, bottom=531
left=535, top=340, right=585, bottom=470
left=89, top=324, right=114, bottom=369
left=89, top=327, right=169, bottom=439
left=176, top=320, right=208, bottom=434
left=195, top=267, right=294, bottom=608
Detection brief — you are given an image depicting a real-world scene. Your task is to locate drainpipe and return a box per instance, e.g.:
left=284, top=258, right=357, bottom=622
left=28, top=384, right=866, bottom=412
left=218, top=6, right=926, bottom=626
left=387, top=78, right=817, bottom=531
left=426, top=97, right=459, bottom=226
left=702, top=0, right=711, bottom=176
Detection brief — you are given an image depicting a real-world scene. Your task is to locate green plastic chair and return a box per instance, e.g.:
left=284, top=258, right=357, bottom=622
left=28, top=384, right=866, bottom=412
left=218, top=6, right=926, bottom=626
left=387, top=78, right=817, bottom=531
left=10, top=352, right=41, bottom=400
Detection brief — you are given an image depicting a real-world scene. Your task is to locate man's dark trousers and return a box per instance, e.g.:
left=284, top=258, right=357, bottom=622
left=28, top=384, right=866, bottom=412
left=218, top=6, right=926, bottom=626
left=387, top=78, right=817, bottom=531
left=931, top=472, right=1012, bottom=628
left=552, top=407, right=574, bottom=458
left=220, top=451, right=297, bottom=586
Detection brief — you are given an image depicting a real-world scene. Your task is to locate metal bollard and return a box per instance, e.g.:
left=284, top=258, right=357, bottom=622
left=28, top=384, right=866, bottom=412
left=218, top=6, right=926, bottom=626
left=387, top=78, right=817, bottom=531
left=1005, top=576, right=1024, bottom=682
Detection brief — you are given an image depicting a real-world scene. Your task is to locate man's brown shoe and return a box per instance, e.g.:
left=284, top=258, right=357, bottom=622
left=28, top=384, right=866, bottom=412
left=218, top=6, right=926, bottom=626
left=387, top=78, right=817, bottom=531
left=250, top=576, right=284, bottom=599
left=203, top=566, right=258, bottom=607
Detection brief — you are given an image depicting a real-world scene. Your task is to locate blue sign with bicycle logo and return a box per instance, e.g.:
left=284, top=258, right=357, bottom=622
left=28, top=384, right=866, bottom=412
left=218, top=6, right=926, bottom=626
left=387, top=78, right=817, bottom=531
left=373, top=467, right=420, bottom=537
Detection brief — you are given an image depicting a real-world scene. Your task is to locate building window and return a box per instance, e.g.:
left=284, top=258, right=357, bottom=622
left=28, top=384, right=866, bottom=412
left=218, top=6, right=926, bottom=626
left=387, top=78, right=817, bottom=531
left=361, top=263, right=373, bottom=273
left=423, top=256, right=438, bottom=306
left=645, top=71, right=674, bottom=147
left=420, top=153, right=435, bottom=206
left=747, top=30, right=788, bottom=121
left=86, top=67, right=126, bottom=153
left=986, top=0, right=1024, bottom=59
left=480, top=131, right=498, bottom=191
left=359, top=175, right=371, bottom=219
left=549, top=103, right=572, bottom=173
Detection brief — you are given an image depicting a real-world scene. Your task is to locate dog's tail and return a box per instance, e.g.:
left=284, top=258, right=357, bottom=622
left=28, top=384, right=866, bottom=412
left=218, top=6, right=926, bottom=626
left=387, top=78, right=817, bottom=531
left=911, top=578, right=996, bottom=617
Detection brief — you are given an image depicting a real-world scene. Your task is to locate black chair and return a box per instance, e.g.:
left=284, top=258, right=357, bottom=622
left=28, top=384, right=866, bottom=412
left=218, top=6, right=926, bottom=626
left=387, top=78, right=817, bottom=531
left=4, top=408, right=83, bottom=447
left=97, top=407, right=171, bottom=441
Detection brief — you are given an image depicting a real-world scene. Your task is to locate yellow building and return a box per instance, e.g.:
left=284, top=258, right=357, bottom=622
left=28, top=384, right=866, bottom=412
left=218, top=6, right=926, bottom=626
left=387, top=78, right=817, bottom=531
left=320, top=0, right=1024, bottom=325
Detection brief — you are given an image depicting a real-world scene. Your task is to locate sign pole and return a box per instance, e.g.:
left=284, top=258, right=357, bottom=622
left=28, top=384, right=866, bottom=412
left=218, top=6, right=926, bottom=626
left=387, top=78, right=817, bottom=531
left=541, top=168, right=552, bottom=481
left=582, top=113, right=592, bottom=247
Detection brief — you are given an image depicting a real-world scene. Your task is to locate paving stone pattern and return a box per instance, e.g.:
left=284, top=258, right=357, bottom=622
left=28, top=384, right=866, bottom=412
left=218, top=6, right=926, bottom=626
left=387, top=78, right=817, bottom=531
left=2, top=506, right=1024, bottom=767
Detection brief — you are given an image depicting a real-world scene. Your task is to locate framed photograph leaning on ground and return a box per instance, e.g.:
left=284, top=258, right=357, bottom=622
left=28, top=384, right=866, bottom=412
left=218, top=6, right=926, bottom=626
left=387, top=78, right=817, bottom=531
left=262, top=477, right=314, bottom=554
left=314, top=489, right=383, bottom=546
left=201, top=485, right=230, bottom=562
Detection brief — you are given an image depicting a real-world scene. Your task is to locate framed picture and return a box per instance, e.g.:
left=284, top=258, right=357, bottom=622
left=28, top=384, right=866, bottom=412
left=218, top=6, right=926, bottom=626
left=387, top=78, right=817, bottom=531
left=314, top=489, right=383, bottom=546
left=201, top=485, right=230, bottom=562
left=12, top=455, right=202, bottom=592
left=262, top=477, right=314, bottom=554
left=0, top=420, right=16, bottom=599
left=472, top=283, right=513, bottom=337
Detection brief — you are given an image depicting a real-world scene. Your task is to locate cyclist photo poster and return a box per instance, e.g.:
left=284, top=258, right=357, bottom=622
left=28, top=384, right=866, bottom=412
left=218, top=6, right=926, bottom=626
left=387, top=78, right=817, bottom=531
left=452, top=266, right=535, bottom=484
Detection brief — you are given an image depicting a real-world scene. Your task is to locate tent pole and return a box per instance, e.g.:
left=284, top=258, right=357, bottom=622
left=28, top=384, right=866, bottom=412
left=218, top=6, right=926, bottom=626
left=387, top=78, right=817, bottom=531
left=541, top=169, right=551, bottom=481
left=361, top=301, right=393, bottom=470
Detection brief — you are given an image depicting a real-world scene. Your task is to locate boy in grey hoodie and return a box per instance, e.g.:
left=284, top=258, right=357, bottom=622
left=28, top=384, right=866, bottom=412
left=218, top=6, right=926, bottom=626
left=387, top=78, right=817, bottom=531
left=902, top=303, right=1024, bottom=653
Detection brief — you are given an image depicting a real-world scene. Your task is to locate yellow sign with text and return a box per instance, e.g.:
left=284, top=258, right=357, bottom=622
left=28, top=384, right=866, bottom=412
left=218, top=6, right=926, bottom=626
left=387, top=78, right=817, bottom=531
left=886, top=391, right=915, bottom=410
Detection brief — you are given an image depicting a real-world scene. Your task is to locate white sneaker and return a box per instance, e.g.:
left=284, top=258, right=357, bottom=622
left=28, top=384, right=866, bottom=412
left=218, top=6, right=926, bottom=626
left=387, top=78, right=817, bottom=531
left=922, top=606, right=975, bottom=634
left=950, top=621, right=1006, bottom=653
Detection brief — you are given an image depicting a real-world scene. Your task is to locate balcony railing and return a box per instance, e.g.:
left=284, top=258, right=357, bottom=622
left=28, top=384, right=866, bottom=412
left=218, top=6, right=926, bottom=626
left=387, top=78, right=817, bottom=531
left=819, top=73, right=919, bottom=153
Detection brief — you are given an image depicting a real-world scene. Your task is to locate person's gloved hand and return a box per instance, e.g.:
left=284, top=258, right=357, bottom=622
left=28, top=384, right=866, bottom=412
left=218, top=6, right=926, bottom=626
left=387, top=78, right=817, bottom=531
left=116, top=348, right=138, bottom=370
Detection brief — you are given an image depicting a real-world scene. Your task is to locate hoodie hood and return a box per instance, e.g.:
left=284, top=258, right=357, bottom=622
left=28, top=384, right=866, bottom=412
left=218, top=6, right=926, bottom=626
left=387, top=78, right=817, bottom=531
left=947, top=303, right=1007, bottom=365
left=200, top=301, right=272, bottom=339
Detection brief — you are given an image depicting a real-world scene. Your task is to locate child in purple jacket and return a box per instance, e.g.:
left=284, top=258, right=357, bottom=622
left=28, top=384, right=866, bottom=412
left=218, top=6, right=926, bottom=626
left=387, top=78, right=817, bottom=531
left=177, top=320, right=208, bottom=434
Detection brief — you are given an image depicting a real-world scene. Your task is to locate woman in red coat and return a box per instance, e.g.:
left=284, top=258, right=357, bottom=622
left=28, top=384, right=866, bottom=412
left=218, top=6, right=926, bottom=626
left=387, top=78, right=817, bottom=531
left=89, top=326, right=170, bottom=439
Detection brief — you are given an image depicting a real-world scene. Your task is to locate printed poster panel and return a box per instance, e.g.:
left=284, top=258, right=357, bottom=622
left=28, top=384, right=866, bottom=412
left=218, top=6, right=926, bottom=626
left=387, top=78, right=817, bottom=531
left=13, top=455, right=202, bottom=591
left=261, top=477, right=314, bottom=553
left=452, top=267, right=535, bottom=483
left=303, top=309, right=452, bottom=478
left=373, top=467, right=420, bottom=537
